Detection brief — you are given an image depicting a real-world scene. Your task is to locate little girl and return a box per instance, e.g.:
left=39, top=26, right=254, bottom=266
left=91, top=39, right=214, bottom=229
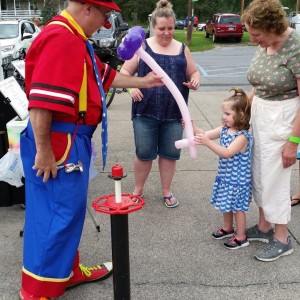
left=193, top=88, right=252, bottom=249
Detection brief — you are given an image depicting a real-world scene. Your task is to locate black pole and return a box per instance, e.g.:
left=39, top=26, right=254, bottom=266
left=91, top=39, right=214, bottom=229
left=187, top=0, right=193, bottom=46
left=111, top=214, right=130, bottom=300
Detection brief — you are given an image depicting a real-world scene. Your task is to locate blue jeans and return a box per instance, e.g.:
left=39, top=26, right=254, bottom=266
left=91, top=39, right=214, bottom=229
left=133, top=116, right=183, bottom=160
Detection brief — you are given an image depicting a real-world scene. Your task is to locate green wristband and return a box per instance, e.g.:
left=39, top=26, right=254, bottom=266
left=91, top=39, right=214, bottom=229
left=127, top=88, right=131, bottom=93
left=288, top=136, right=300, bottom=144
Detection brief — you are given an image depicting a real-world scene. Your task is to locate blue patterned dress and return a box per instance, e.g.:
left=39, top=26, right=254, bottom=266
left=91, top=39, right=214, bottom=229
left=210, top=127, right=253, bottom=213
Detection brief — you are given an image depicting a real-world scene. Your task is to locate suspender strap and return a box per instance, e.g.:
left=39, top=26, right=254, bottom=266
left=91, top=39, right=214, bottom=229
left=79, top=61, right=87, bottom=119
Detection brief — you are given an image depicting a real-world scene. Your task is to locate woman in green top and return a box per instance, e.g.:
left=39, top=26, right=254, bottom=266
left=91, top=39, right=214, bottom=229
left=242, top=0, right=300, bottom=262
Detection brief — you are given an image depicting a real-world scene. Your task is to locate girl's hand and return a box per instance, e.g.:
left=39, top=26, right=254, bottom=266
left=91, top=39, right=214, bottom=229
left=128, top=88, right=144, bottom=102
left=191, top=120, right=205, bottom=135
left=194, top=132, right=209, bottom=145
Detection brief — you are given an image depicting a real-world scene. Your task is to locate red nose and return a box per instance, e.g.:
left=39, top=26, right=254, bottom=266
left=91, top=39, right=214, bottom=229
left=103, top=21, right=112, bottom=29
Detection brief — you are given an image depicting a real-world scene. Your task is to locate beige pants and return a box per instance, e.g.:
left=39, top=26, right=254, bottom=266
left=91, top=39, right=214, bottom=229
left=251, top=95, right=300, bottom=224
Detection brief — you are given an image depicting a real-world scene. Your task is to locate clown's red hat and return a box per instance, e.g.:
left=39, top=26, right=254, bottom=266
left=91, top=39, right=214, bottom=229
left=82, top=0, right=121, bottom=12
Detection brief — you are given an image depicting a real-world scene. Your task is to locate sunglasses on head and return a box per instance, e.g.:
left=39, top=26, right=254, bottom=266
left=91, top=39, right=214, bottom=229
left=93, top=5, right=112, bottom=20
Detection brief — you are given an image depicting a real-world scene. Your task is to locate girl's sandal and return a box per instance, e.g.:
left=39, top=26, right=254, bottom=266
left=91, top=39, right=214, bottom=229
left=164, top=194, right=179, bottom=208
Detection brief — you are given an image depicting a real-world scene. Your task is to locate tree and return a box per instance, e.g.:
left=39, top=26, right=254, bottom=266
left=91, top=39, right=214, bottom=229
left=120, top=0, right=157, bottom=23
left=40, top=0, right=60, bottom=24
left=117, top=0, right=295, bottom=24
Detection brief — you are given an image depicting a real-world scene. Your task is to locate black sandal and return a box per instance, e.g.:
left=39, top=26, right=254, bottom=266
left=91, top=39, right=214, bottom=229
left=164, top=194, right=179, bottom=208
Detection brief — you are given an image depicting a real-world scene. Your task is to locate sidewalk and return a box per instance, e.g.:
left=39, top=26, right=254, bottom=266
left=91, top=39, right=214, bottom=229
left=1, top=90, right=300, bottom=300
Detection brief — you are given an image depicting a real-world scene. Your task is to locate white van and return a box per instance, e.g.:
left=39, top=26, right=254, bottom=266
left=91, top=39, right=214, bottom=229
left=291, top=14, right=300, bottom=34
left=0, top=19, right=39, bottom=67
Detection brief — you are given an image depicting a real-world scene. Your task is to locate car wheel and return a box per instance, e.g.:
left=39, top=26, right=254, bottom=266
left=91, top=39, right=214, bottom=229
left=212, top=32, right=219, bottom=43
left=205, top=30, right=209, bottom=38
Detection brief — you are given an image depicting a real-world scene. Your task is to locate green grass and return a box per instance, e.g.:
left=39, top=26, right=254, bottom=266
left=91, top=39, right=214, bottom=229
left=174, top=30, right=253, bottom=52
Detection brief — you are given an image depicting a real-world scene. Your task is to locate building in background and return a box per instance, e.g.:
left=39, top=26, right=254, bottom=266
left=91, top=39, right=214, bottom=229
left=0, top=0, right=66, bottom=20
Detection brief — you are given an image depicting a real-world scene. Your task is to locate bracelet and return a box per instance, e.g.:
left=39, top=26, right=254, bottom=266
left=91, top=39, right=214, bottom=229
left=288, top=136, right=300, bottom=144
left=127, top=88, right=131, bottom=93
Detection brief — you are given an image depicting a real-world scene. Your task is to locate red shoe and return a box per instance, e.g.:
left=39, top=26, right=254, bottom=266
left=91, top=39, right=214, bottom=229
left=67, top=262, right=113, bottom=288
left=19, top=287, right=50, bottom=300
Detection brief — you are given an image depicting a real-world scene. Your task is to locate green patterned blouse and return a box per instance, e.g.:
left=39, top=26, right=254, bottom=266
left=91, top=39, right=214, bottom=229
left=247, top=30, right=300, bottom=101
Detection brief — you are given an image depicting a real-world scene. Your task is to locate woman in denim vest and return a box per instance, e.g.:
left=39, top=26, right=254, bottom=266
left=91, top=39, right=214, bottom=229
left=120, top=0, right=200, bottom=208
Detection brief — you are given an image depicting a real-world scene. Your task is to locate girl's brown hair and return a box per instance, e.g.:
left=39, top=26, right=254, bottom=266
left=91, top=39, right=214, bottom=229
left=224, top=88, right=251, bottom=131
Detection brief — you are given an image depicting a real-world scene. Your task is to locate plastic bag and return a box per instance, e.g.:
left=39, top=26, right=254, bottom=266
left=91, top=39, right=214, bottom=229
left=89, top=140, right=99, bottom=182
left=0, top=150, right=24, bottom=187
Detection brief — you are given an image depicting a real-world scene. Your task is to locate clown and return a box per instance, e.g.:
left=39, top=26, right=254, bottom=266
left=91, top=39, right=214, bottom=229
left=20, top=1, right=163, bottom=299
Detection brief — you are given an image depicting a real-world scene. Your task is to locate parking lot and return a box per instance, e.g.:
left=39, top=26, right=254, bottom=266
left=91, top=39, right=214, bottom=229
left=1, top=16, right=300, bottom=296
left=1, top=83, right=300, bottom=299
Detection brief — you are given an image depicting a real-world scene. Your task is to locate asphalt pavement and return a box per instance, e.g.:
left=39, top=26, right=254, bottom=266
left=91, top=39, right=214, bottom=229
left=1, top=89, right=300, bottom=300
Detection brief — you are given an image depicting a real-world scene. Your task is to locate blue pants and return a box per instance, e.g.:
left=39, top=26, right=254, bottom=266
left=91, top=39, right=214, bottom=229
left=20, top=121, right=96, bottom=297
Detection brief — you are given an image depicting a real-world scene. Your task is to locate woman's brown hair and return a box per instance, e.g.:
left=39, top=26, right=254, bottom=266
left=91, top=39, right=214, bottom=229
left=151, top=0, right=176, bottom=28
left=242, top=0, right=289, bottom=34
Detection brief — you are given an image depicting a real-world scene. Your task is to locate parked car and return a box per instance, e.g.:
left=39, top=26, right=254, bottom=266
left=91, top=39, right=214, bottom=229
left=197, top=22, right=206, bottom=31
left=91, top=12, right=129, bottom=49
left=175, top=20, right=185, bottom=30
left=290, top=14, right=300, bottom=35
left=0, top=19, right=39, bottom=66
left=113, top=11, right=129, bottom=29
left=205, top=13, right=243, bottom=42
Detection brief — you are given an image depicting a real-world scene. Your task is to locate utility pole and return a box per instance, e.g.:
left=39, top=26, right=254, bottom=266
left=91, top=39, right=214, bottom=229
left=187, top=0, right=192, bottom=46
left=241, top=0, right=244, bottom=15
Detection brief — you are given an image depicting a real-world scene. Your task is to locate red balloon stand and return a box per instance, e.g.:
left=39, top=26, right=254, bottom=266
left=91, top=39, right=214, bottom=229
left=92, top=165, right=144, bottom=300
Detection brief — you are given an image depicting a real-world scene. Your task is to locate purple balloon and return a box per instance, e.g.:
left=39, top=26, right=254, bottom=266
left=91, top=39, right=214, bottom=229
left=117, top=44, right=133, bottom=61
left=129, top=26, right=146, bottom=40
left=117, top=26, right=146, bottom=60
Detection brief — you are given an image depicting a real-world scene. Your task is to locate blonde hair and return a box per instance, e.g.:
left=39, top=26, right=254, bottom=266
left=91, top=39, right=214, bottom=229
left=242, top=0, right=289, bottom=34
left=224, top=88, right=251, bottom=131
left=151, top=0, right=176, bottom=28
